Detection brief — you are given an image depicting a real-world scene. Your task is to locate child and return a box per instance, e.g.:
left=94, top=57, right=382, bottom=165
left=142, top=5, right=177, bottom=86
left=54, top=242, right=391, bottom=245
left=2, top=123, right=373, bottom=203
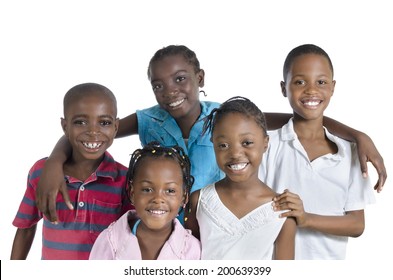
left=260, top=44, right=376, bottom=259
left=185, top=96, right=296, bottom=260
left=11, top=83, right=132, bottom=260
left=89, top=142, right=201, bottom=260
left=36, top=45, right=386, bottom=223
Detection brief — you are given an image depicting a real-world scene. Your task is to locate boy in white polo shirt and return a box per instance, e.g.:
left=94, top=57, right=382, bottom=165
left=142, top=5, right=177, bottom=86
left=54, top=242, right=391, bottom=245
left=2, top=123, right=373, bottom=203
left=260, top=44, right=375, bottom=259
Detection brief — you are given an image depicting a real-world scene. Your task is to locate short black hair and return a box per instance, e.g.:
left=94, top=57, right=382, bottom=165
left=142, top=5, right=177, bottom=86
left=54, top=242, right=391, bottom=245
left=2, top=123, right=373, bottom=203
left=283, top=44, right=334, bottom=81
left=63, top=83, right=117, bottom=116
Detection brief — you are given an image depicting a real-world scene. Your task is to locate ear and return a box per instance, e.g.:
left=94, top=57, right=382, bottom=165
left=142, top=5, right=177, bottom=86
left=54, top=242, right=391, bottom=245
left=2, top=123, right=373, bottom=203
left=197, top=69, right=205, bottom=88
left=129, top=182, right=135, bottom=205
left=61, top=117, right=68, bottom=135
left=263, top=135, right=269, bottom=153
left=331, top=80, right=336, bottom=96
left=114, top=117, right=120, bottom=137
left=280, top=81, right=287, bottom=97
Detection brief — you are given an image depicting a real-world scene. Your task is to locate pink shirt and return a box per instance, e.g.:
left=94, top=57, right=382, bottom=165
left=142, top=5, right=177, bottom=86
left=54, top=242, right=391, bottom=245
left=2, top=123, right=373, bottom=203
left=89, top=210, right=201, bottom=260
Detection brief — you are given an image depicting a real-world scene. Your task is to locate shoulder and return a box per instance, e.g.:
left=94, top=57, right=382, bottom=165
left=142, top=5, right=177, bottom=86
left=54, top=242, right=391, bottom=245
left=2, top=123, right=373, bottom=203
left=28, top=157, right=49, bottom=176
left=201, top=101, right=220, bottom=114
left=172, top=219, right=201, bottom=259
left=136, top=104, right=167, bottom=119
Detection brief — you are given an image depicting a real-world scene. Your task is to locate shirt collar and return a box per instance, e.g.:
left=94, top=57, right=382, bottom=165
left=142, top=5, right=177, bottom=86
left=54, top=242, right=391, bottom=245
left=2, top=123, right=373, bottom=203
left=65, top=151, right=119, bottom=183
left=280, top=118, right=346, bottom=159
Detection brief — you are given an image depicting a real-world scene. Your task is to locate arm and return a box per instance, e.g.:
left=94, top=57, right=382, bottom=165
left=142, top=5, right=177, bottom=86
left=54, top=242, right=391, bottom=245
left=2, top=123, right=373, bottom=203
left=264, top=112, right=387, bottom=192
left=10, top=225, right=37, bottom=260
left=323, top=117, right=386, bottom=192
left=264, top=112, right=292, bottom=130
left=274, top=217, right=296, bottom=260
left=184, top=190, right=201, bottom=240
left=36, top=113, right=139, bottom=223
left=36, top=135, right=73, bottom=223
left=115, top=113, right=138, bottom=138
left=273, top=190, right=365, bottom=237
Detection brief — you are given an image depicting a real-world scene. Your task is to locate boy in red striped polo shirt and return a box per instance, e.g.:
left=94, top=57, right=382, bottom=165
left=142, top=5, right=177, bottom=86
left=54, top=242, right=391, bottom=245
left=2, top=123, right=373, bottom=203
left=11, top=83, right=132, bottom=259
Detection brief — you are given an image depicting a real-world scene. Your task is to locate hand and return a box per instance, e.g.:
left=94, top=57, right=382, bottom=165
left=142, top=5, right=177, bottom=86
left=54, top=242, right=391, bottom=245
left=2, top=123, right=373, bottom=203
left=273, top=189, right=307, bottom=227
left=36, top=159, right=73, bottom=223
left=356, top=133, right=387, bottom=192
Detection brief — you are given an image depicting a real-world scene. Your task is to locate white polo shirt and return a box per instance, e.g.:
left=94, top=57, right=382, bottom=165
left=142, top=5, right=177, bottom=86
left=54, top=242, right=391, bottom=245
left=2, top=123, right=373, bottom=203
left=259, top=119, right=375, bottom=259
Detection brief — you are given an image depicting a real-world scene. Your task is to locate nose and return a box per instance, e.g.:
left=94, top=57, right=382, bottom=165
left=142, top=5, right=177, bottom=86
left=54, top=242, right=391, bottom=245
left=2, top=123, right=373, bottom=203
left=229, top=144, right=243, bottom=159
left=163, top=81, right=179, bottom=98
left=86, top=122, right=100, bottom=135
left=304, top=82, right=318, bottom=95
left=151, top=190, right=165, bottom=204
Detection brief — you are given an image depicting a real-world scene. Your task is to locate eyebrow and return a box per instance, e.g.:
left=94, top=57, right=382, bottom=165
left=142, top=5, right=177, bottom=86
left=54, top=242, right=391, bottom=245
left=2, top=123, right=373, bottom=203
left=70, top=114, right=115, bottom=120
left=150, top=70, right=189, bottom=83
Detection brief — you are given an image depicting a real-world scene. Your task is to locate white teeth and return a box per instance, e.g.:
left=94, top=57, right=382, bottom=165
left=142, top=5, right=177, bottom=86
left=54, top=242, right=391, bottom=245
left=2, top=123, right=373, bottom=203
left=169, top=99, right=185, bottom=107
left=149, top=210, right=166, bottom=215
left=304, top=101, right=320, bottom=106
left=229, top=163, right=247, bottom=170
left=83, top=142, right=102, bottom=149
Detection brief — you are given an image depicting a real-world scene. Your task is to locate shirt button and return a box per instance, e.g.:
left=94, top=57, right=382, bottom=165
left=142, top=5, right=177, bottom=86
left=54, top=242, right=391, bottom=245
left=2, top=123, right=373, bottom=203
left=78, top=202, right=85, bottom=208
left=80, top=186, right=85, bottom=191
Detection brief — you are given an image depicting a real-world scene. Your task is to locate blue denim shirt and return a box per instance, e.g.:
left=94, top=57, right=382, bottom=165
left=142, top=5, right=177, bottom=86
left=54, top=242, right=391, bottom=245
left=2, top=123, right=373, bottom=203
left=136, top=101, right=223, bottom=194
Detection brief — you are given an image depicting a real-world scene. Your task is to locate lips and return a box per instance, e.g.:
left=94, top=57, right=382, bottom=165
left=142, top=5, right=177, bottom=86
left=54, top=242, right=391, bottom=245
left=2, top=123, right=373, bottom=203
left=148, top=209, right=168, bottom=215
left=301, top=98, right=322, bottom=108
left=168, top=98, right=185, bottom=108
left=228, top=162, right=248, bottom=171
left=82, top=142, right=103, bottom=149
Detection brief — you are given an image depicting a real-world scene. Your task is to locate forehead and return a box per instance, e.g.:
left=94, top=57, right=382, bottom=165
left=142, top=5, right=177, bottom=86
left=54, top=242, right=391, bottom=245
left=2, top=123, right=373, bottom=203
left=149, top=55, right=193, bottom=79
left=64, top=91, right=116, bottom=117
left=133, top=157, right=184, bottom=186
left=213, top=113, right=263, bottom=136
left=290, top=54, right=332, bottom=75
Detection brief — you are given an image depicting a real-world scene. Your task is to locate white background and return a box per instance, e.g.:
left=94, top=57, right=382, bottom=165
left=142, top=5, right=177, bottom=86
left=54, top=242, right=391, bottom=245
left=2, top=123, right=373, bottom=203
left=1, top=0, right=391, bottom=278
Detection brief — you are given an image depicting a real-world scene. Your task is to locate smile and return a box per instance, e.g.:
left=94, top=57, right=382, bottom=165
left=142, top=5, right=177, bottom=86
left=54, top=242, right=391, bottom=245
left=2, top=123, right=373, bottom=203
left=82, top=142, right=102, bottom=149
left=148, top=209, right=167, bottom=215
left=228, top=163, right=248, bottom=171
left=168, top=98, right=185, bottom=107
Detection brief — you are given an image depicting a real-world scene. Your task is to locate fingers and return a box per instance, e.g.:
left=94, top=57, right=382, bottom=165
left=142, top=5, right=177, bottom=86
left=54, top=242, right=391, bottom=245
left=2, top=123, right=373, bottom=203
left=373, top=159, right=387, bottom=193
left=359, top=154, right=369, bottom=180
left=46, top=194, right=59, bottom=224
left=60, top=183, right=74, bottom=210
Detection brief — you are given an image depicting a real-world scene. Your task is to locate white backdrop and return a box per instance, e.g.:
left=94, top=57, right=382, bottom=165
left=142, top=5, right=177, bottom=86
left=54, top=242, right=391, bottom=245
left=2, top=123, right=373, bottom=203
left=1, top=0, right=391, bottom=278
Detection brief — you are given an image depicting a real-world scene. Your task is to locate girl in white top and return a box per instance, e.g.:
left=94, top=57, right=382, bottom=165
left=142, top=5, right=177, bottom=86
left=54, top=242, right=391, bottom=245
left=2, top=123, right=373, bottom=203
left=185, top=97, right=296, bottom=260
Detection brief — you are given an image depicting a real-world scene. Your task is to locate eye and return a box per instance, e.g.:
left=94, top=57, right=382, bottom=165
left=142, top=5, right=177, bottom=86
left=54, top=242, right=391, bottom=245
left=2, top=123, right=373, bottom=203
left=166, top=188, right=176, bottom=194
left=217, top=143, right=229, bottom=149
left=294, top=80, right=305, bottom=85
left=73, top=119, right=87, bottom=126
left=100, top=120, right=112, bottom=126
left=317, top=80, right=327, bottom=85
left=152, top=83, right=163, bottom=92
left=141, top=187, right=153, bottom=193
left=243, top=140, right=254, bottom=146
left=176, top=76, right=186, bottom=83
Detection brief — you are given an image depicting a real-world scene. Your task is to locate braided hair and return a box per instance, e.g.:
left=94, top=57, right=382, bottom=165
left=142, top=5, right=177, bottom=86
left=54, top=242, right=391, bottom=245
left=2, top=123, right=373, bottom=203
left=203, top=96, right=268, bottom=138
left=147, top=45, right=201, bottom=80
left=126, top=141, right=194, bottom=204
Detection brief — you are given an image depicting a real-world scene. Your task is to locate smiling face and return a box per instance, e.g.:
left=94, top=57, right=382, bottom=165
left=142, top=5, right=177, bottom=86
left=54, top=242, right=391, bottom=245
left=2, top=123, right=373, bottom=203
left=281, top=53, right=335, bottom=122
left=130, top=157, right=186, bottom=232
left=149, top=54, right=204, bottom=122
left=61, top=90, right=118, bottom=162
left=212, top=112, right=269, bottom=184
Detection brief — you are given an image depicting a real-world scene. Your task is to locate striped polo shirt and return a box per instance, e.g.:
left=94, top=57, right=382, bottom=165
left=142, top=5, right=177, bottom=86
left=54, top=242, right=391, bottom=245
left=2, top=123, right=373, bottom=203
left=13, top=151, right=133, bottom=260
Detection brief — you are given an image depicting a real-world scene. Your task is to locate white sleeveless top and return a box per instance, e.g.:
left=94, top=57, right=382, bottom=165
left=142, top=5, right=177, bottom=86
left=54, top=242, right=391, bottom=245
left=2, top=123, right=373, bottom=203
left=197, top=184, right=286, bottom=259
